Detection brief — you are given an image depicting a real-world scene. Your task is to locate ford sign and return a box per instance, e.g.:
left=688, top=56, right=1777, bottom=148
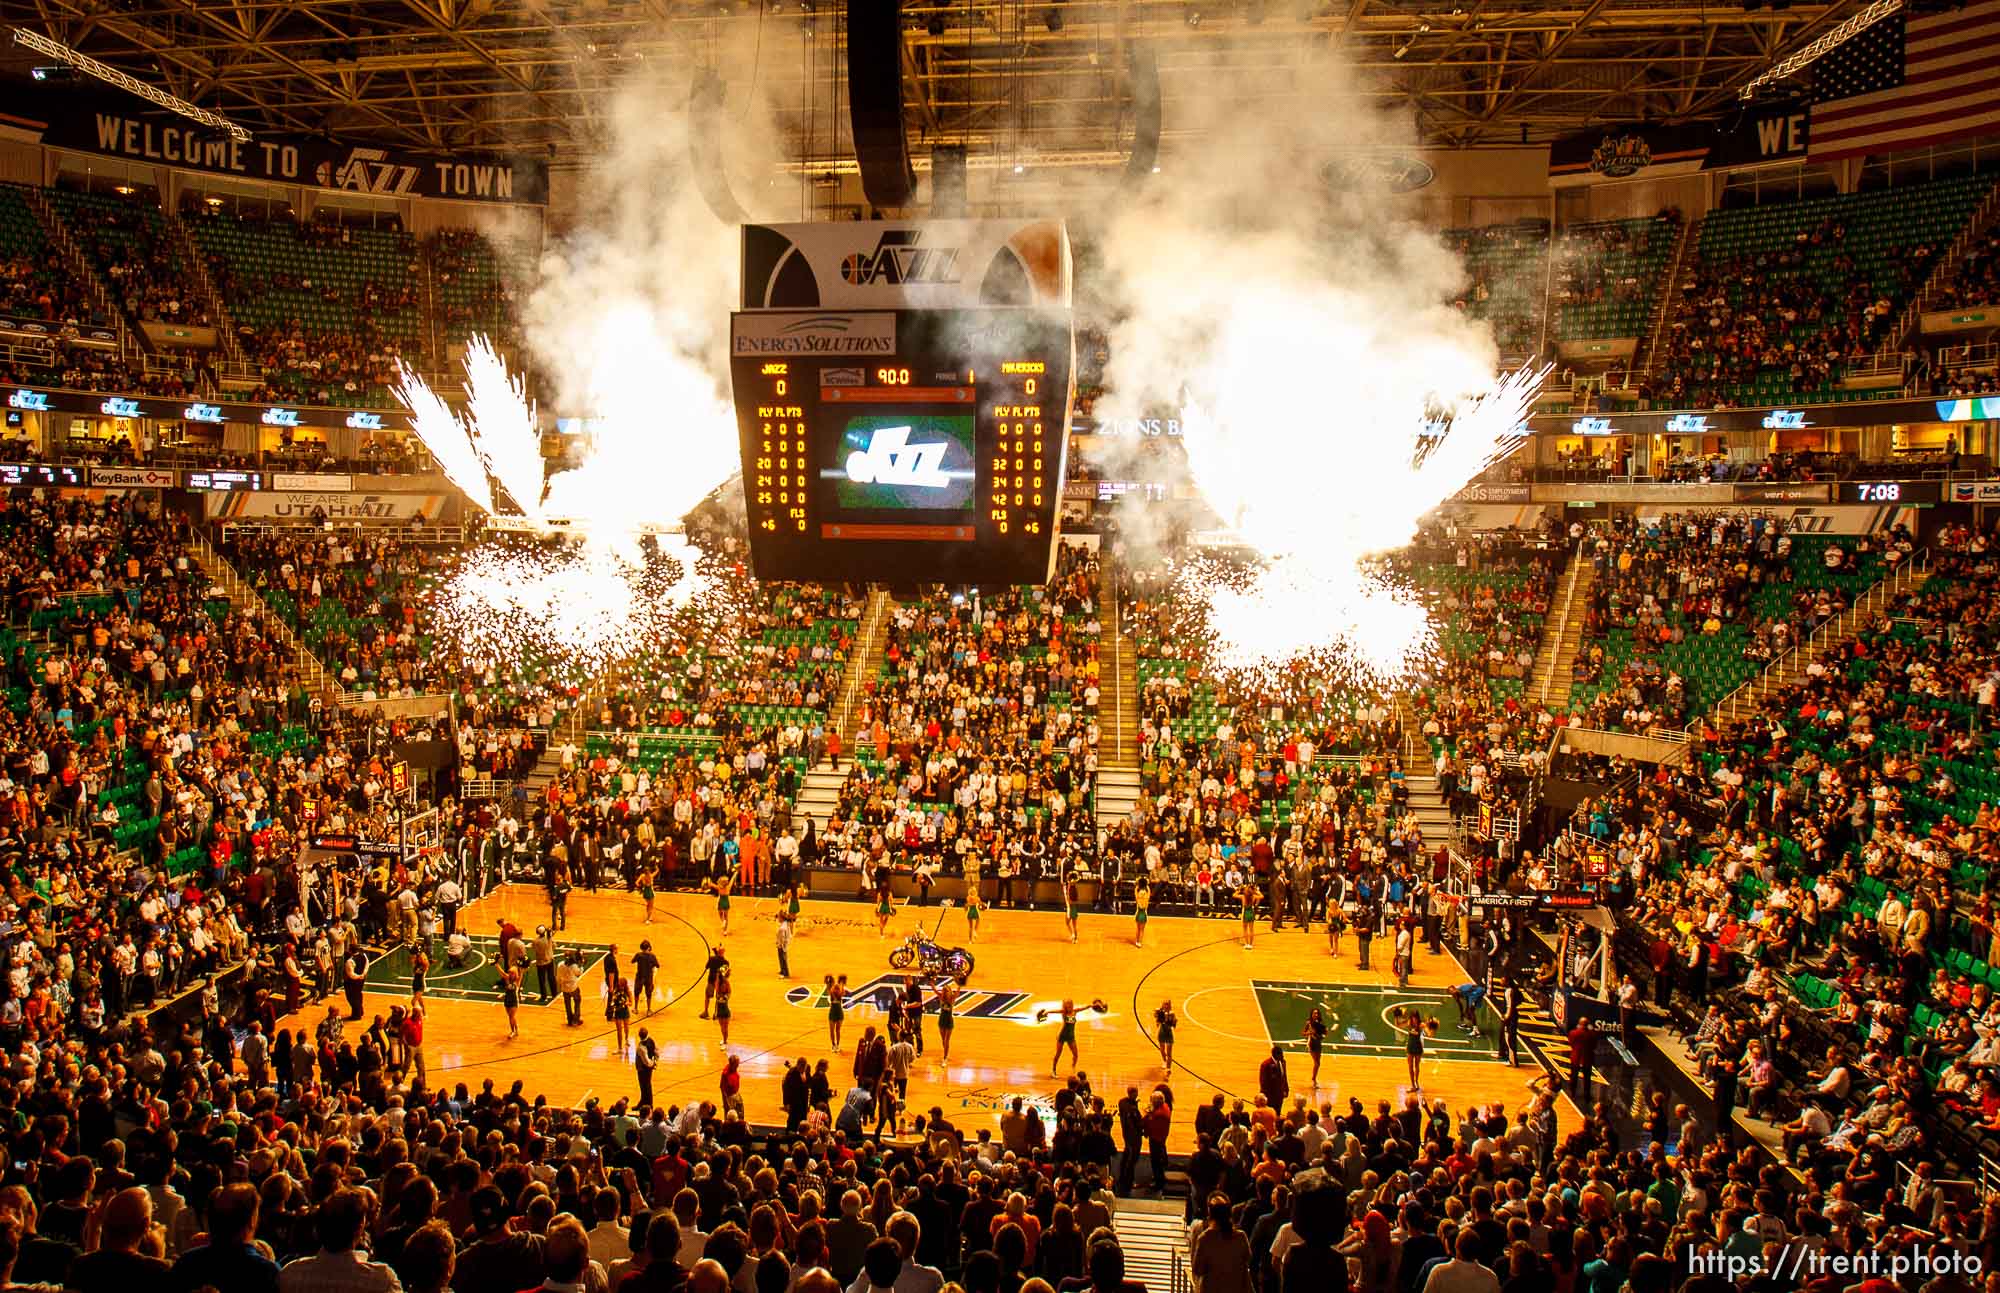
left=99, top=397, right=141, bottom=418
left=345, top=411, right=384, bottom=430
left=8, top=390, right=49, bottom=411
left=261, top=407, right=301, bottom=427
left=183, top=403, right=225, bottom=423
left=1571, top=417, right=1616, bottom=435
left=1762, top=409, right=1811, bottom=429
left=1663, top=413, right=1710, bottom=434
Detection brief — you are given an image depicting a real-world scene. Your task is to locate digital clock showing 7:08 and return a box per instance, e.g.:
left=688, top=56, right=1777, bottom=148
left=1841, top=481, right=1939, bottom=504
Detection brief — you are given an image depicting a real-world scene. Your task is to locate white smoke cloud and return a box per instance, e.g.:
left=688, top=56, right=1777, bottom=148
left=1088, top=45, right=1536, bottom=673
left=517, top=54, right=789, bottom=540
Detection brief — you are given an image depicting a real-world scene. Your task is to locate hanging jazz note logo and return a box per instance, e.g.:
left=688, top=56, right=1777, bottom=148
left=845, top=425, right=952, bottom=489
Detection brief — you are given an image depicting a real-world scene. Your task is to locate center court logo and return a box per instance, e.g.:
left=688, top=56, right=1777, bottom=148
left=845, top=426, right=952, bottom=488
left=785, top=973, right=1036, bottom=1022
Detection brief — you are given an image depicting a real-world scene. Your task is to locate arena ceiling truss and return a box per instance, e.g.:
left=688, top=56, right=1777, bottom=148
left=2, top=0, right=1874, bottom=166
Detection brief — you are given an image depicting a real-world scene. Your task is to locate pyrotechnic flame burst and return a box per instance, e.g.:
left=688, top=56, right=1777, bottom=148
left=1174, top=365, right=1544, bottom=679
left=393, top=336, right=731, bottom=676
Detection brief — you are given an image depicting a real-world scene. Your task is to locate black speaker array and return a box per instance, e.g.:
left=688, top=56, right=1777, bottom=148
left=847, top=0, right=917, bottom=209
left=1123, top=43, right=1161, bottom=185
left=931, top=144, right=968, bottom=216
left=687, top=69, right=749, bottom=224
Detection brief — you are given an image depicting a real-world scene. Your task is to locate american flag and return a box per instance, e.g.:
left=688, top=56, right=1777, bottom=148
left=1808, top=0, right=2000, bottom=161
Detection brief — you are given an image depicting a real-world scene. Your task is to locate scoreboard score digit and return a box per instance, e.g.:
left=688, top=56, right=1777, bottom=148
left=729, top=308, right=1074, bottom=584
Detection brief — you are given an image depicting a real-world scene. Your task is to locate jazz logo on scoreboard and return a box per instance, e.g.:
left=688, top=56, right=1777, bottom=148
left=845, top=426, right=952, bottom=489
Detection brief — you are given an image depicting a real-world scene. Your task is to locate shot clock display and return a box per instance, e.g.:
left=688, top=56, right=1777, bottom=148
left=729, top=308, right=1074, bottom=583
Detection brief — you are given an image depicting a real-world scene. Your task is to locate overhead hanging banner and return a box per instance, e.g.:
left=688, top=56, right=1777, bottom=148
left=1548, top=104, right=1810, bottom=187
left=1, top=88, right=548, bottom=205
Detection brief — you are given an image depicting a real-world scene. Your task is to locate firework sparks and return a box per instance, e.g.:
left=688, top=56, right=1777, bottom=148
left=430, top=540, right=714, bottom=688
left=461, top=335, right=548, bottom=522
left=393, top=334, right=740, bottom=677
left=394, top=363, right=495, bottom=516
left=1175, top=365, right=1543, bottom=676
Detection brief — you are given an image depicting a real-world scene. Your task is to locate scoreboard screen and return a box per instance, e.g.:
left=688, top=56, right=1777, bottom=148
left=730, top=308, right=1074, bottom=584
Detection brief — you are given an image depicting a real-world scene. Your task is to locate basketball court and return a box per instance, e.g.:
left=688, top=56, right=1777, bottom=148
left=276, top=884, right=1558, bottom=1150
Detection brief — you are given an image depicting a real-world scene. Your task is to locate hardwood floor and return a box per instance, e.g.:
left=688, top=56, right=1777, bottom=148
left=278, top=884, right=1558, bottom=1151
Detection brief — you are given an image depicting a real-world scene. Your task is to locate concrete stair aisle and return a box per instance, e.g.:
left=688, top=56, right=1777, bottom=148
left=1533, top=554, right=1595, bottom=711
left=834, top=589, right=894, bottom=755
left=1883, top=176, right=2000, bottom=367
left=1403, top=772, right=1457, bottom=847
left=1094, top=562, right=1142, bottom=829
left=1094, top=765, right=1143, bottom=830
left=1635, top=214, right=1699, bottom=381
left=1097, top=579, right=1139, bottom=765
left=794, top=588, right=893, bottom=834
left=1110, top=1196, right=1188, bottom=1293
left=793, top=766, right=848, bottom=837
left=1708, top=549, right=1933, bottom=726
left=522, top=674, right=610, bottom=804
left=19, top=185, right=140, bottom=368
left=164, top=210, right=249, bottom=370
left=187, top=529, right=344, bottom=705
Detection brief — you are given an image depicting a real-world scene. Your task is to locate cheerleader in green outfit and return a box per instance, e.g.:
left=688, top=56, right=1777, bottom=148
left=1039, top=996, right=1108, bottom=1075
left=966, top=892, right=983, bottom=942
left=1063, top=879, right=1082, bottom=943
left=825, top=973, right=848, bottom=1052
left=785, top=883, right=804, bottom=935
left=1048, top=997, right=1082, bottom=1075
left=1239, top=883, right=1259, bottom=949
left=710, top=874, right=734, bottom=936
left=1153, top=999, right=1178, bottom=1073
left=1132, top=879, right=1151, bottom=949
left=637, top=863, right=657, bottom=925
left=936, top=980, right=958, bottom=1062
left=873, top=876, right=895, bottom=938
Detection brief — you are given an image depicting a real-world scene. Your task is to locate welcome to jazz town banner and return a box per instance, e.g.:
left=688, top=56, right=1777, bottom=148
left=0, top=87, right=547, bottom=205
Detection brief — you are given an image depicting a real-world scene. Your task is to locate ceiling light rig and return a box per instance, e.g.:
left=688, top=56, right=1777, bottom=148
left=13, top=27, right=252, bottom=141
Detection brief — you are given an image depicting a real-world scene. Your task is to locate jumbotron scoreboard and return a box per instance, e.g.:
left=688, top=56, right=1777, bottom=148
left=730, top=219, right=1075, bottom=584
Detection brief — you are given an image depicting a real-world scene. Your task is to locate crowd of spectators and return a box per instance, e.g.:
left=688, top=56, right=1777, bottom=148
left=1649, top=218, right=1937, bottom=408
left=0, top=480, right=1997, bottom=1293
left=56, top=186, right=211, bottom=331
left=0, top=254, right=104, bottom=332
left=241, top=324, right=413, bottom=409
left=1530, top=521, right=2000, bottom=1203
left=427, top=229, right=525, bottom=352
left=1548, top=210, right=1680, bottom=335
left=221, top=529, right=456, bottom=699
left=1440, top=221, right=1547, bottom=359
left=1933, top=226, right=2000, bottom=312
left=823, top=544, right=1103, bottom=890
left=1563, top=512, right=1910, bottom=732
